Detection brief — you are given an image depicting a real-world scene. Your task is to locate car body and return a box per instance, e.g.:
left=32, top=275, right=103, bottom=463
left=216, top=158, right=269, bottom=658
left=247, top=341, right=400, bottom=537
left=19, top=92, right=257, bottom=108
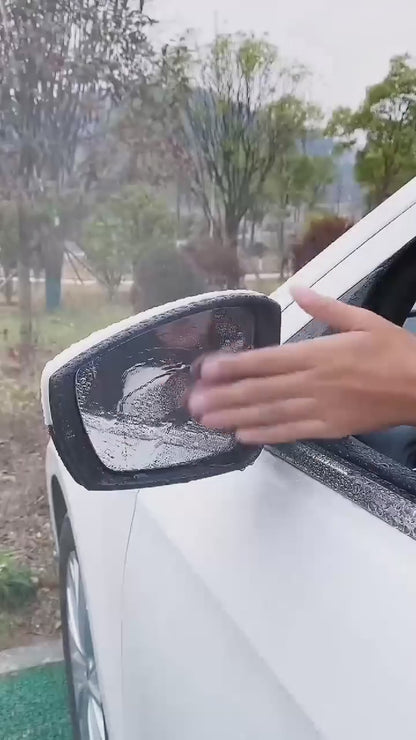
left=44, top=176, right=416, bottom=740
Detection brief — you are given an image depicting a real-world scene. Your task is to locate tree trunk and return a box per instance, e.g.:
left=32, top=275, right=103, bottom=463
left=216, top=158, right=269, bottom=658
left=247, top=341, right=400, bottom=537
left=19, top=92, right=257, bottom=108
left=17, top=204, right=33, bottom=359
left=277, top=213, right=286, bottom=278
left=248, top=220, right=260, bottom=280
left=176, top=178, right=182, bottom=236
left=226, top=242, right=241, bottom=288
left=45, top=274, right=62, bottom=312
left=249, top=220, right=256, bottom=250
left=241, top=216, right=247, bottom=250
left=18, top=256, right=32, bottom=357
left=106, top=280, right=120, bottom=303
left=225, top=219, right=242, bottom=289
left=2, top=266, right=14, bottom=305
left=44, top=238, right=64, bottom=312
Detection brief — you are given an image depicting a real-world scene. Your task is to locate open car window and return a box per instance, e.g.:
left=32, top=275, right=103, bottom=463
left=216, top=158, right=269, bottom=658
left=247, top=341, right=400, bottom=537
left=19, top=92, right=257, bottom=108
left=404, top=305, right=416, bottom=334
left=273, top=240, right=416, bottom=540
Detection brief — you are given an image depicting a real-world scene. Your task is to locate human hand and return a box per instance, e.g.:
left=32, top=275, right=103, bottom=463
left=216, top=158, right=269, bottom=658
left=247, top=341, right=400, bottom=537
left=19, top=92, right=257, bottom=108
left=187, top=286, right=416, bottom=445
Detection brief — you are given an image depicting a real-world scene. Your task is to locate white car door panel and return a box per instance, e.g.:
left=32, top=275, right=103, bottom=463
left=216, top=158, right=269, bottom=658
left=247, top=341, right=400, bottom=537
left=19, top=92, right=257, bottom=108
left=122, top=486, right=321, bottom=740
left=122, top=189, right=416, bottom=739
left=46, top=442, right=138, bottom=740
left=122, top=450, right=416, bottom=740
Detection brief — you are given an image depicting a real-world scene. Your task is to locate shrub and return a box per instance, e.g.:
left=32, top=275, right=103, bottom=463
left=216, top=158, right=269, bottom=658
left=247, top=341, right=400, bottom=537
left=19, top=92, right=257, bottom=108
left=131, top=245, right=206, bottom=312
left=0, top=552, right=37, bottom=610
left=184, top=235, right=243, bottom=289
left=293, top=215, right=354, bottom=272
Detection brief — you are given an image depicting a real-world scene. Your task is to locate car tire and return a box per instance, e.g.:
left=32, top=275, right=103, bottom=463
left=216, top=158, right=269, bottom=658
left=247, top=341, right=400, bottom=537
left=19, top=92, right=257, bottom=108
left=59, top=515, right=108, bottom=740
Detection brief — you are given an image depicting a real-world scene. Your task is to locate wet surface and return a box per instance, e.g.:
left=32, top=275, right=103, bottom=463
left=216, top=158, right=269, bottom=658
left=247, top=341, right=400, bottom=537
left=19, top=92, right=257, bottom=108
left=76, top=307, right=254, bottom=472
left=271, top=440, right=416, bottom=540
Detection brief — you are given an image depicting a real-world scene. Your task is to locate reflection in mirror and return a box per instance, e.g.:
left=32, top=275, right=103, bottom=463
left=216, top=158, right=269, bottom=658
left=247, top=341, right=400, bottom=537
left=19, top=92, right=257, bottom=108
left=76, top=307, right=255, bottom=473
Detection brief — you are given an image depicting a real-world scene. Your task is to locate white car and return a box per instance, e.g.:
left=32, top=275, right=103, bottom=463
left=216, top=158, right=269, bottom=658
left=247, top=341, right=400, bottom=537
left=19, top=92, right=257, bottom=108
left=42, top=178, right=416, bottom=740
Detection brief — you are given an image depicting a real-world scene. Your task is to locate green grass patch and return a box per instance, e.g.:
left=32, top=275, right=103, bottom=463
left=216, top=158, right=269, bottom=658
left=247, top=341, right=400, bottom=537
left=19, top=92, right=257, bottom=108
left=0, top=280, right=131, bottom=356
left=0, top=613, right=14, bottom=647
left=0, top=302, right=130, bottom=354
left=0, top=277, right=280, bottom=360
left=0, top=553, right=37, bottom=611
left=0, top=664, right=71, bottom=739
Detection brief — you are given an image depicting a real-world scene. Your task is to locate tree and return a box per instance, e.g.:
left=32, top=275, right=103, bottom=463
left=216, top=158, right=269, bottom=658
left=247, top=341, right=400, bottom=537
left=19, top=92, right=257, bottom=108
left=176, top=34, right=310, bottom=288
left=82, top=210, right=130, bottom=301
left=109, top=185, right=175, bottom=260
left=115, top=39, right=192, bottom=191
left=327, top=55, right=416, bottom=210
left=91, top=186, right=177, bottom=308
left=266, top=149, right=335, bottom=273
left=0, top=0, right=153, bottom=348
left=292, top=154, right=336, bottom=209
left=36, top=193, right=84, bottom=312
left=0, top=200, right=18, bottom=305
left=293, top=214, right=354, bottom=272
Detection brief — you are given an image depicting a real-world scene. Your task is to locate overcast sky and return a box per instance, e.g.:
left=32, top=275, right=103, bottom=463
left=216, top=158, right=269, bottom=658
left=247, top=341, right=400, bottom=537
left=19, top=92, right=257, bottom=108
left=149, top=0, right=416, bottom=113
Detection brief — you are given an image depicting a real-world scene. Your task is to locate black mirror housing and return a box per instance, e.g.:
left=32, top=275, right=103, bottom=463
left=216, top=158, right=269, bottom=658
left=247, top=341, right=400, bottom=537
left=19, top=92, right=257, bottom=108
left=42, top=291, right=281, bottom=491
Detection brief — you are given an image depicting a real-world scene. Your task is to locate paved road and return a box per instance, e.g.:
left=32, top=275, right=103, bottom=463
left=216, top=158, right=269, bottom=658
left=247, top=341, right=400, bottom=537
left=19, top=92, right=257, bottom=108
left=5, top=273, right=282, bottom=286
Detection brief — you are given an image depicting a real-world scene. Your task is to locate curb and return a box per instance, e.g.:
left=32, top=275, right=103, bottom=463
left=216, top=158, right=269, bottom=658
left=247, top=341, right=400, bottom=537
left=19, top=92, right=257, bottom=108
left=0, top=639, right=63, bottom=676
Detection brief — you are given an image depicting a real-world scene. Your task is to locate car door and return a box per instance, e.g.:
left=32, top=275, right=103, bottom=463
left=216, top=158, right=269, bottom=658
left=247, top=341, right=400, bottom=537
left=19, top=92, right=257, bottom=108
left=122, top=182, right=416, bottom=740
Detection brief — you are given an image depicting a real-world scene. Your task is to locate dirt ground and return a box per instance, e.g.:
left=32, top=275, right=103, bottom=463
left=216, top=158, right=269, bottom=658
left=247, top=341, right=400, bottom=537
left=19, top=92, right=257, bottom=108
left=0, top=286, right=131, bottom=651
left=0, top=368, right=60, bottom=651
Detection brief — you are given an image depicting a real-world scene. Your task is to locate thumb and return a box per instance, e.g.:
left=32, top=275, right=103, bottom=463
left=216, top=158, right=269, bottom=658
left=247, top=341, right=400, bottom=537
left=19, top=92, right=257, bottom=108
left=290, top=285, right=383, bottom=333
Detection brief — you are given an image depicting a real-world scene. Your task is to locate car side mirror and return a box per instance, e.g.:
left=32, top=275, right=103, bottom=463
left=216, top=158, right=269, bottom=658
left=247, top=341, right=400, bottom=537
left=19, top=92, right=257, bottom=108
left=41, top=291, right=281, bottom=491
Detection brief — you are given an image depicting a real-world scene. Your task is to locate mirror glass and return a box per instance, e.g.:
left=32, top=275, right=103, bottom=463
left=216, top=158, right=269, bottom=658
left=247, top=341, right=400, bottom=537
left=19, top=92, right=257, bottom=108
left=75, top=307, right=255, bottom=472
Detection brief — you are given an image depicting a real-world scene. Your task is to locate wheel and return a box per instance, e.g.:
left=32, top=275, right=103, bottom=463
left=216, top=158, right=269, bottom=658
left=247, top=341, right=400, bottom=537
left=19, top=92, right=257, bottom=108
left=59, top=515, right=108, bottom=740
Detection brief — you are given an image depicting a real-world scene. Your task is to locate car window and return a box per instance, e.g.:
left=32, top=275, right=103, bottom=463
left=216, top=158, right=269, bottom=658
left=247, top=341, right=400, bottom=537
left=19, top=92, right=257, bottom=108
left=273, top=240, right=416, bottom=541
left=404, top=306, right=416, bottom=335
left=288, top=240, right=416, bottom=345
left=287, top=272, right=384, bottom=343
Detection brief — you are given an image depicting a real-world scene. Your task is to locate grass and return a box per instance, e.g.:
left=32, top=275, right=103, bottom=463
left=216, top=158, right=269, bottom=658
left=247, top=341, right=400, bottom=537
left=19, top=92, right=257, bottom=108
left=0, top=276, right=280, bottom=357
left=0, top=283, right=130, bottom=355
left=0, top=611, right=30, bottom=653
left=0, top=553, right=37, bottom=611
left=0, top=613, right=16, bottom=647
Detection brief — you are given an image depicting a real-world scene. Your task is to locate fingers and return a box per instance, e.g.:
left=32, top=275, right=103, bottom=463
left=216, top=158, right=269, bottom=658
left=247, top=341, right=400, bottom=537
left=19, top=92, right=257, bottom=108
left=236, top=419, right=329, bottom=445
left=199, top=397, right=318, bottom=431
left=199, top=344, right=313, bottom=383
left=186, top=288, right=388, bottom=448
left=197, top=289, right=381, bottom=385
left=188, top=371, right=312, bottom=416
left=290, top=285, right=383, bottom=333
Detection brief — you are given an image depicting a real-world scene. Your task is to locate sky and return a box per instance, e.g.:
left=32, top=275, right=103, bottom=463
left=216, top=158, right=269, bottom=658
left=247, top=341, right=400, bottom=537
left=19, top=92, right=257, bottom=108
left=149, top=0, right=416, bottom=113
